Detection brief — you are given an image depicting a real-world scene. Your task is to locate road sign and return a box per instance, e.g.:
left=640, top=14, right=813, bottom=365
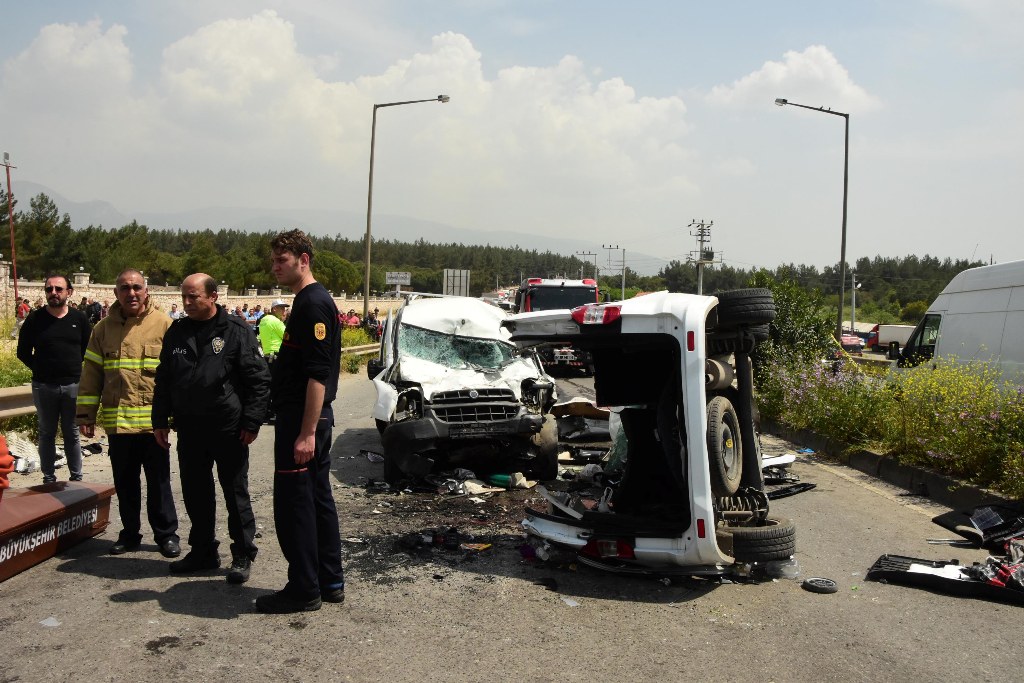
left=443, top=269, right=470, bottom=296
left=385, top=271, right=411, bottom=286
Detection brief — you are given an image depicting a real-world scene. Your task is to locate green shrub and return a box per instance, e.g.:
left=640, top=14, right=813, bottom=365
left=756, top=354, right=1024, bottom=497
left=0, top=344, right=36, bottom=436
left=881, top=359, right=1024, bottom=494
left=0, top=346, right=31, bottom=387
left=747, top=270, right=835, bottom=371
left=343, top=353, right=365, bottom=374
left=342, top=327, right=373, bottom=347
left=756, top=357, right=886, bottom=447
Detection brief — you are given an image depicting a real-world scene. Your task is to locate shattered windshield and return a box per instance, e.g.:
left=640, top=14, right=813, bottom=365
left=398, top=324, right=517, bottom=370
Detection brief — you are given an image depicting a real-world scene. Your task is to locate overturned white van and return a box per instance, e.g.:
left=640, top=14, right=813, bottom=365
left=898, top=260, right=1024, bottom=383
left=505, top=289, right=795, bottom=574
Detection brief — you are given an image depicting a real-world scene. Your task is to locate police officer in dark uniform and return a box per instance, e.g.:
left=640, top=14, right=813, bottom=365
left=256, top=229, right=344, bottom=614
left=153, top=273, right=270, bottom=584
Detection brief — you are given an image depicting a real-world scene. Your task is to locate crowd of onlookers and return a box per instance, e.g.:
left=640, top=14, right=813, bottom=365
left=12, top=295, right=107, bottom=338
left=12, top=294, right=387, bottom=342
left=344, top=307, right=382, bottom=341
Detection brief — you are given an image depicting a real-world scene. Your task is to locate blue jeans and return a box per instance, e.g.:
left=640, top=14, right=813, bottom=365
left=31, top=381, right=83, bottom=481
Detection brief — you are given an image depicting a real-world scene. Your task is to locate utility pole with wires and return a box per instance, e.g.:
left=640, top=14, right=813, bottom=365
left=602, top=244, right=626, bottom=301
left=2, top=152, right=19, bottom=302
left=576, top=251, right=598, bottom=281
left=686, top=218, right=721, bottom=295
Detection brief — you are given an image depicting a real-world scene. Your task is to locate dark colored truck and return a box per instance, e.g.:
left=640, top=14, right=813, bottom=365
left=513, top=278, right=600, bottom=375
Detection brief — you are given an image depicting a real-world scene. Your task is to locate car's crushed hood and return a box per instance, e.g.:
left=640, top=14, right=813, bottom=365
left=395, top=355, right=544, bottom=400
left=400, top=296, right=511, bottom=340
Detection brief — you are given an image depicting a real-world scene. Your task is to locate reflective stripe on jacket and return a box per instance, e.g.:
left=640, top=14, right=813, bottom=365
left=76, top=298, right=171, bottom=434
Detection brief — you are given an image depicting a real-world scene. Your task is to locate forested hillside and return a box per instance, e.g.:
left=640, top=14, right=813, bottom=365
left=1, top=189, right=983, bottom=322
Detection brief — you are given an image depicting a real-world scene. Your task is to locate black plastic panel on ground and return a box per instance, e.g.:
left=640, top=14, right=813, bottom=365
left=865, top=554, right=1024, bottom=606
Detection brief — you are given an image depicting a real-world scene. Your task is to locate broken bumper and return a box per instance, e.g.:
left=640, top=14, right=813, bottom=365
left=382, top=411, right=546, bottom=478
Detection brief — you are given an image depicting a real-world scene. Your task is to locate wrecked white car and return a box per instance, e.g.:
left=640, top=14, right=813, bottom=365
left=505, top=289, right=796, bottom=575
left=367, top=296, right=558, bottom=484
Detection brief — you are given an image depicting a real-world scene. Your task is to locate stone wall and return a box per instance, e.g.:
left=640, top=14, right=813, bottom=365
left=0, top=266, right=400, bottom=319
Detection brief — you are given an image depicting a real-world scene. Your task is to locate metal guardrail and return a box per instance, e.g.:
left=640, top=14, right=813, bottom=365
left=0, top=385, right=34, bottom=420
left=342, top=343, right=379, bottom=357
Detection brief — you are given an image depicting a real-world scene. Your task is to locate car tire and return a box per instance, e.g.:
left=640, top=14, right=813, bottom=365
left=749, top=323, right=770, bottom=342
left=530, top=415, right=559, bottom=481
left=715, top=288, right=776, bottom=327
left=707, top=396, right=743, bottom=497
left=375, top=419, right=388, bottom=436
left=802, top=577, right=839, bottom=594
left=728, top=516, right=797, bottom=562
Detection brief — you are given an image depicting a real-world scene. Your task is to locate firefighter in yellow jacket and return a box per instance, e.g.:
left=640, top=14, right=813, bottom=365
left=77, top=269, right=181, bottom=557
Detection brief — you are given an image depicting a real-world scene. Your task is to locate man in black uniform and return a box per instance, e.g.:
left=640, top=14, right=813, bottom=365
left=256, top=229, right=344, bottom=613
left=153, top=273, right=270, bottom=584
left=17, top=274, right=91, bottom=484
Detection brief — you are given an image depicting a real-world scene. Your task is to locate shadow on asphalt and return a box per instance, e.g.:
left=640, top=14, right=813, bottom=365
left=55, top=537, right=182, bottom=581
left=108, top=579, right=264, bottom=619
left=343, top=528, right=723, bottom=606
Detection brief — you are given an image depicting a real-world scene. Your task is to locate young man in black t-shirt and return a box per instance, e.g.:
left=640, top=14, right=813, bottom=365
left=17, top=274, right=91, bottom=483
left=256, top=229, right=344, bottom=614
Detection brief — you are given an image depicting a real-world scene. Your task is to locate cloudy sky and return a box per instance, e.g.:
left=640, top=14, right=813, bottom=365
left=1, top=0, right=1021, bottom=274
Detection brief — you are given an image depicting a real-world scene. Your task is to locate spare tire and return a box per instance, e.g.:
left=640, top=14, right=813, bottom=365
left=728, top=516, right=797, bottom=562
left=715, top=288, right=776, bottom=327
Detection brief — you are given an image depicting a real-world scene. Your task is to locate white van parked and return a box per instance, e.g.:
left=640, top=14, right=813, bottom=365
left=898, top=260, right=1024, bottom=382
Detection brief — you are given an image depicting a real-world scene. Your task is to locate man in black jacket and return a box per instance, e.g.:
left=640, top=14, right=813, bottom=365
left=17, top=274, right=91, bottom=484
left=153, top=273, right=270, bottom=584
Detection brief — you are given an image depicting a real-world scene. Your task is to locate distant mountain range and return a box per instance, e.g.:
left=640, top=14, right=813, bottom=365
left=11, top=180, right=666, bottom=275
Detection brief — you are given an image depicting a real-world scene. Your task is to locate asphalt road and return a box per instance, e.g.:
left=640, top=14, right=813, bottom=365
left=1, top=372, right=1018, bottom=682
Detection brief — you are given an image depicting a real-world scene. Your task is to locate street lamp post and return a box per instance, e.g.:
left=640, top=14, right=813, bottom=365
left=775, top=97, right=850, bottom=341
left=364, top=95, right=450, bottom=319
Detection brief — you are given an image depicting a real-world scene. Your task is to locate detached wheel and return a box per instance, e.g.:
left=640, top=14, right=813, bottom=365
left=530, top=415, right=559, bottom=481
left=716, top=288, right=776, bottom=327
left=707, top=396, right=742, bottom=496
left=729, top=516, right=797, bottom=562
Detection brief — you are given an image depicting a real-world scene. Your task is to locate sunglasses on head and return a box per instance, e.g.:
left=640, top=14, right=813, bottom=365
left=45, top=286, right=65, bottom=293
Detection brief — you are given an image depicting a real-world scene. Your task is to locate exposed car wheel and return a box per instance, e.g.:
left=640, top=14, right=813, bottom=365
left=707, top=396, right=742, bottom=496
left=729, top=516, right=797, bottom=562
left=715, top=288, right=776, bottom=327
left=375, top=419, right=389, bottom=436
left=530, top=415, right=559, bottom=481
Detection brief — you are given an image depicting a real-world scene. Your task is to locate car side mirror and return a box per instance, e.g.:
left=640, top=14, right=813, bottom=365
left=367, top=358, right=383, bottom=379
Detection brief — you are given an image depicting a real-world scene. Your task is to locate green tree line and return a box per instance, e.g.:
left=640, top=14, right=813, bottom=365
left=0, top=189, right=983, bottom=319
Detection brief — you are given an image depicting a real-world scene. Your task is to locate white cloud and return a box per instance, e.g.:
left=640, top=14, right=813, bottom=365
left=3, top=20, right=133, bottom=103
left=705, top=45, right=881, bottom=113
left=0, top=12, right=699, bottom=239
